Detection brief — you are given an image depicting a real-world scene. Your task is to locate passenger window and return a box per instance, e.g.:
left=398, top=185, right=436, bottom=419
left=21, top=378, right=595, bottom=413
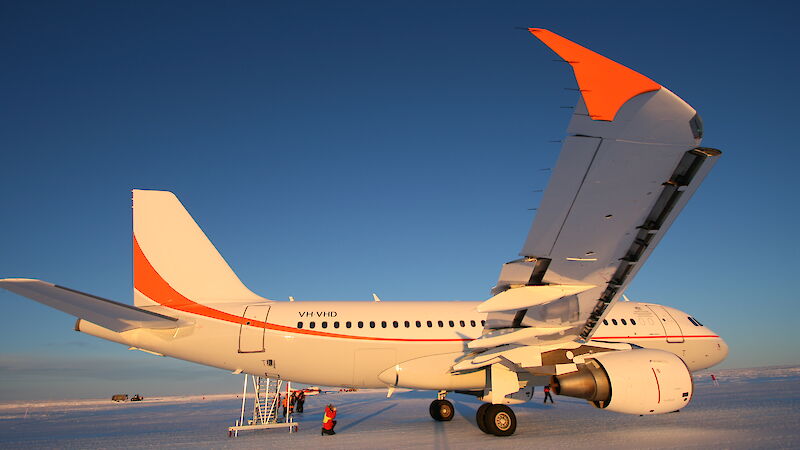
left=427, top=320, right=433, bottom=327
left=612, top=319, right=618, bottom=325
left=481, top=320, right=486, bottom=326
left=322, top=322, right=328, bottom=329
left=310, top=321, right=316, bottom=329
left=297, top=321, right=303, bottom=329
left=603, top=319, right=608, bottom=325
left=381, top=321, right=387, bottom=328
left=369, top=321, right=375, bottom=328
left=392, top=321, right=399, bottom=328
left=459, top=320, right=465, bottom=327
left=358, top=321, right=364, bottom=328
left=630, top=319, right=636, bottom=325
left=334, top=321, right=340, bottom=329
left=621, top=319, right=627, bottom=325
left=438, top=320, right=444, bottom=327
left=448, top=320, right=455, bottom=327
left=470, top=320, right=476, bottom=327
left=416, top=320, right=422, bottom=328
left=404, top=320, right=410, bottom=328
left=346, top=321, right=352, bottom=328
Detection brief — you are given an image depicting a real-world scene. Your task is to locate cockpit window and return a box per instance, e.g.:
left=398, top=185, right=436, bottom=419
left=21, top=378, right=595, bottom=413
left=611, top=319, right=618, bottom=325
left=688, top=316, right=704, bottom=326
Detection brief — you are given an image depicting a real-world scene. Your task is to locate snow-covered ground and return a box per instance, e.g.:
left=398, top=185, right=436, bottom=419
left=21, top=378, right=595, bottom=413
left=1, top=366, right=798, bottom=449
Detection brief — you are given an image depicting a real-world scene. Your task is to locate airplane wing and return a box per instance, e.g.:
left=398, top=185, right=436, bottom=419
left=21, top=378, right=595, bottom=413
left=472, top=29, right=721, bottom=349
left=0, top=278, right=180, bottom=332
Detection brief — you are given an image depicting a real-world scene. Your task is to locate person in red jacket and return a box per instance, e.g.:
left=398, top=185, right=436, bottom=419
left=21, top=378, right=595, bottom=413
left=543, top=384, right=555, bottom=404
left=321, top=404, right=337, bottom=435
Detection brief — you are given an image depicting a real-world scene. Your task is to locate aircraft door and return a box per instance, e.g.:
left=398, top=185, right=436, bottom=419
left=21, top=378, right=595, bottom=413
left=647, top=305, right=684, bottom=343
left=238, top=304, right=271, bottom=353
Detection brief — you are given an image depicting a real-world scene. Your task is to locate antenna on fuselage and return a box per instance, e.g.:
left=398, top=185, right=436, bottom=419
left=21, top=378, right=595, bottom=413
left=289, top=296, right=295, bottom=302
left=372, top=293, right=381, bottom=302
left=622, top=294, right=631, bottom=302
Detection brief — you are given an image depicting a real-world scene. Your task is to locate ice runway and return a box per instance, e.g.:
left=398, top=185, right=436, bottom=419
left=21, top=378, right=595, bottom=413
left=1, top=366, right=798, bottom=449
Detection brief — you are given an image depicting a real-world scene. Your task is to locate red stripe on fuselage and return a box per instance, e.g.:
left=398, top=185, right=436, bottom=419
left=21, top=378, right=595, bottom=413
left=133, top=237, right=471, bottom=342
left=590, top=335, right=719, bottom=339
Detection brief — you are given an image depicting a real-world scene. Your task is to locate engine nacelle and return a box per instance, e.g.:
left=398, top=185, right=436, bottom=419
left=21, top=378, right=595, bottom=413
left=552, top=349, right=693, bottom=415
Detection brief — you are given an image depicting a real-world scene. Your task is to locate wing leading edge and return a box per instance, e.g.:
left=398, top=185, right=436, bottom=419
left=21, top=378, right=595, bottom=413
left=480, top=29, right=721, bottom=345
left=0, top=279, right=180, bottom=332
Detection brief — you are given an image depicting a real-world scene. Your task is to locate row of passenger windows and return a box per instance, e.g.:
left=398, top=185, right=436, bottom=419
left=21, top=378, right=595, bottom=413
left=603, top=316, right=704, bottom=327
left=297, top=319, right=487, bottom=330
left=603, top=318, right=637, bottom=326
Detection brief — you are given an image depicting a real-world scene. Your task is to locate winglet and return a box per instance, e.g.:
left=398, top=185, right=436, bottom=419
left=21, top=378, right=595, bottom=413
left=528, top=28, right=661, bottom=121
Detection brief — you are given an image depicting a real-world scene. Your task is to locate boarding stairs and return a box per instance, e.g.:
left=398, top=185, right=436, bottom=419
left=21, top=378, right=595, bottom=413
left=253, top=377, right=280, bottom=425
left=229, top=375, right=296, bottom=437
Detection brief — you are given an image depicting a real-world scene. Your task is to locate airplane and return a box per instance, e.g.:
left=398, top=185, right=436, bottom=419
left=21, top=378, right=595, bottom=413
left=0, top=28, right=727, bottom=437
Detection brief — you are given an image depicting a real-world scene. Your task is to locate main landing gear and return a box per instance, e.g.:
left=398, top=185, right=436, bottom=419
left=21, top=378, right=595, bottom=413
left=476, top=403, right=516, bottom=436
left=428, top=392, right=517, bottom=436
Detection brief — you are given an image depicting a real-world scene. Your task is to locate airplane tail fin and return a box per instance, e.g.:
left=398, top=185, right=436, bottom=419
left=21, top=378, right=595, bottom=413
left=132, top=189, right=265, bottom=308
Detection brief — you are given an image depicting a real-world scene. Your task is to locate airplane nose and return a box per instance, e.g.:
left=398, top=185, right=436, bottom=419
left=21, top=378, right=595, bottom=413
left=718, top=337, right=729, bottom=358
left=711, top=335, right=729, bottom=366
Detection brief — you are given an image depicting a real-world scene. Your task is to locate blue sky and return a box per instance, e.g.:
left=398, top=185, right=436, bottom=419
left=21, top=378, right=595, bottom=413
left=1, top=1, right=798, bottom=400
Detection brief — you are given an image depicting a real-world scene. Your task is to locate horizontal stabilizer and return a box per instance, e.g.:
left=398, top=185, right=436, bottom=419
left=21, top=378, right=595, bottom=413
left=0, top=279, right=180, bottom=332
left=477, top=284, right=595, bottom=313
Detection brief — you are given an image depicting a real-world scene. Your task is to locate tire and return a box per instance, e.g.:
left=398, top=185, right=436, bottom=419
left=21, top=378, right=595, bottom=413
left=437, top=400, right=454, bottom=421
left=475, top=403, right=491, bottom=434
left=429, top=400, right=442, bottom=421
left=484, top=404, right=516, bottom=436
left=430, top=399, right=455, bottom=421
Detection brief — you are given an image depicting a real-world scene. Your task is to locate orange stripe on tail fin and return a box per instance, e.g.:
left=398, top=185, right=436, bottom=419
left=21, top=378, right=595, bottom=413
left=132, top=189, right=265, bottom=307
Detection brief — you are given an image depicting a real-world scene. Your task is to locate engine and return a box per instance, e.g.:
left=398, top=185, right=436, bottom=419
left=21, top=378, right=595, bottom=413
left=552, top=349, right=693, bottom=415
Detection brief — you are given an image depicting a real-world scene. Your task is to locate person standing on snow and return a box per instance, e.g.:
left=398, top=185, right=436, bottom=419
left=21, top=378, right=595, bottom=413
left=296, top=391, right=305, bottom=413
left=543, top=384, right=555, bottom=404
left=321, top=404, right=337, bottom=435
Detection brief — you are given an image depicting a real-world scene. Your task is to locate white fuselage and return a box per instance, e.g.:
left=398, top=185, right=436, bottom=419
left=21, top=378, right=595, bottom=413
left=78, top=299, right=728, bottom=390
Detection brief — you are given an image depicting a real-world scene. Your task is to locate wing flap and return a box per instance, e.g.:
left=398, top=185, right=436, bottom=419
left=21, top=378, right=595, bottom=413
left=0, top=278, right=179, bottom=332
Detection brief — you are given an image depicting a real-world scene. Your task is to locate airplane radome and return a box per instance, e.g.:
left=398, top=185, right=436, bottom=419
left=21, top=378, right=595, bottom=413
left=0, top=28, right=727, bottom=437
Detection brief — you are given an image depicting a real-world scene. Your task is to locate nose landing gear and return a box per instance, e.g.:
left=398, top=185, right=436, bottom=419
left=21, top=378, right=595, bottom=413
left=476, top=403, right=516, bottom=436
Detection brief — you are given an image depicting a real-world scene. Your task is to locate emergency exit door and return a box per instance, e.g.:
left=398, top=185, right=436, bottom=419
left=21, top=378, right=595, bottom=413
left=647, top=305, right=684, bottom=343
left=238, top=304, right=271, bottom=353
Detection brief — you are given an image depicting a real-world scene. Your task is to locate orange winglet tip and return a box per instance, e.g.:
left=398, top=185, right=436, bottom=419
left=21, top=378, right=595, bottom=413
left=528, top=28, right=661, bottom=121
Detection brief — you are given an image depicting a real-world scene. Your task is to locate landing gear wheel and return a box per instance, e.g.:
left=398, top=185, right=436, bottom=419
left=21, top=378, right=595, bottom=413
left=429, top=399, right=454, bottom=421
left=475, top=403, right=491, bottom=434
left=483, top=404, right=516, bottom=436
